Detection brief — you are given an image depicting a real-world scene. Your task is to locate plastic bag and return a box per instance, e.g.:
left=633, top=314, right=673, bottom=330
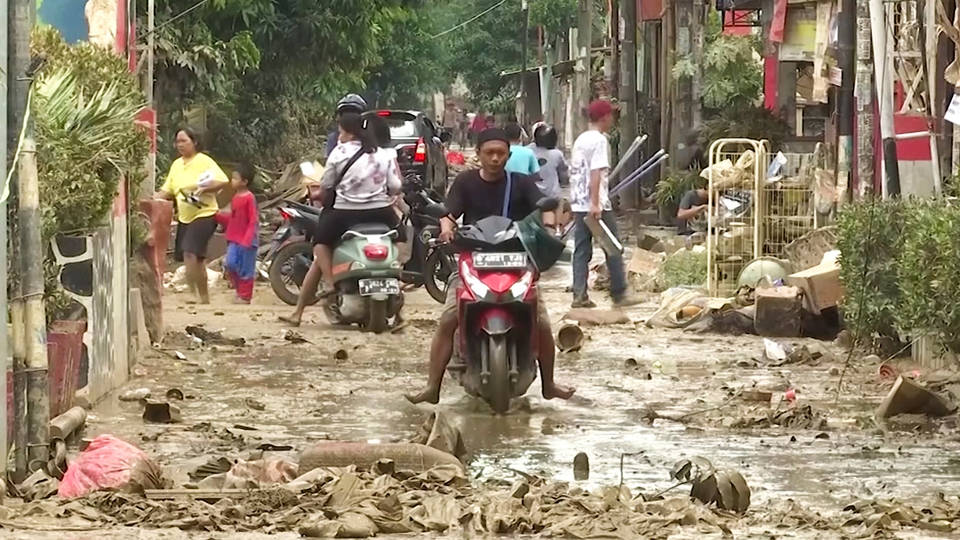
left=58, top=434, right=163, bottom=498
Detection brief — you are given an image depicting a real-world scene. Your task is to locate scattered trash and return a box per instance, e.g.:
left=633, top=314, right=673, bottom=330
left=876, top=375, right=956, bottom=419
left=119, top=388, right=151, bottom=402
left=763, top=338, right=789, bottom=362
left=334, top=349, right=349, bottom=361
left=877, top=361, right=899, bottom=380
left=188, top=456, right=234, bottom=481
left=165, top=388, right=185, bottom=400
left=257, top=443, right=295, bottom=451
left=298, top=442, right=464, bottom=476
left=733, top=404, right=825, bottom=429
left=245, top=397, right=267, bottom=411
left=556, top=324, right=584, bottom=352
left=563, top=308, right=630, bottom=326
left=49, top=406, right=87, bottom=440
left=196, top=458, right=298, bottom=490
left=19, top=468, right=60, bottom=501
left=573, top=452, right=590, bottom=480
left=142, top=400, right=182, bottom=424
left=669, top=456, right=751, bottom=513
left=410, top=411, right=466, bottom=461
left=754, top=285, right=801, bottom=337
left=185, top=325, right=246, bottom=347
left=741, top=390, right=773, bottom=403
left=58, top=435, right=168, bottom=498
left=283, top=330, right=310, bottom=344
left=784, top=388, right=797, bottom=402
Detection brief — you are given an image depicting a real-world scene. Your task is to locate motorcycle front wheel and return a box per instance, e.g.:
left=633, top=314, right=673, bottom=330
left=423, top=248, right=455, bottom=304
left=268, top=241, right=319, bottom=306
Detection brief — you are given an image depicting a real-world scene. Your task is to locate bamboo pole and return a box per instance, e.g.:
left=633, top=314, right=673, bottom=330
left=855, top=0, right=875, bottom=198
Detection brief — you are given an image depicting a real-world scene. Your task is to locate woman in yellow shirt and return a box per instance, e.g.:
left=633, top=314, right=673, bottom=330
left=156, top=128, right=228, bottom=303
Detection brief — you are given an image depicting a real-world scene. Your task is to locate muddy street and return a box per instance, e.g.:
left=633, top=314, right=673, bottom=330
left=8, top=257, right=960, bottom=538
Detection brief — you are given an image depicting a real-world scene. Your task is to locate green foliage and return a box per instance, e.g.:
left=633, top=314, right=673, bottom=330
left=896, top=201, right=960, bottom=348
left=437, top=0, right=525, bottom=109
left=700, top=105, right=791, bottom=150
left=30, top=27, right=149, bottom=320
left=673, top=11, right=762, bottom=111
left=530, top=0, right=576, bottom=36
left=152, top=0, right=446, bottom=168
left=655, top=168, right=705, bottom=208
left=837, top=201, right=905, bottom=343
left=31, top=27, right=148, bottom=240
left=660, top=249, right=708, bottom=288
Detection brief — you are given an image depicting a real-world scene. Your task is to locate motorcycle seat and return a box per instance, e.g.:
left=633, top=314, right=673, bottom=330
left=344, top=223, right=393, bottom=236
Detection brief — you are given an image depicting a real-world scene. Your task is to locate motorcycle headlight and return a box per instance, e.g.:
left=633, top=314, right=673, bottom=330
left=460, top=259, right=494, bottom=302
left=506, top=270, right=534, bottom=301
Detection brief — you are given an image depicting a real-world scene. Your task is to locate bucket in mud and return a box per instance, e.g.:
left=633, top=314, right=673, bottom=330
left=556, top=324, right=584, bottom=353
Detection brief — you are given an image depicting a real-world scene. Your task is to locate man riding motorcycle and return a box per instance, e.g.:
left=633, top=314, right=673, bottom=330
left=405, top=128, right=576, bottom=405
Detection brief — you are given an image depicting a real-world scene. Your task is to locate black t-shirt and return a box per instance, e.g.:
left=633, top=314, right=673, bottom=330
left=677, top=189, right=708, bottom=235
left=446, top=169, right=545, bottom=224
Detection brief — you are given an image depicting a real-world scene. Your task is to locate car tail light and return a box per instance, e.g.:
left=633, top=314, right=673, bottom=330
left=414, top=138, right=427, bottom=163
left=376, top=110, right=391, bottom=117
left=363, top=244, right=389, bottom=261
left=278, top=208, right=291, bottom=220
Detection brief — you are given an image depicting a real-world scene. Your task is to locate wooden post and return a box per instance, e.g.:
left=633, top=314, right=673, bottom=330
left=575, top=0, right=593, bottom=134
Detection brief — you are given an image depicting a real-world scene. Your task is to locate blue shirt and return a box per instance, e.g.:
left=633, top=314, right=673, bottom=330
left=506, top=144, right=540, bottom=176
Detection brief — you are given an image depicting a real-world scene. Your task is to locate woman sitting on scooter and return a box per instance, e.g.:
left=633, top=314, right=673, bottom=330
left=314, top=112, right=402, bottom=293
left=280, top=113, right=402, bottom=326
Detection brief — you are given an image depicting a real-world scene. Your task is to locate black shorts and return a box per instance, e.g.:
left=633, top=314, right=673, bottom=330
left=313, top=206, right=400, bottom=246
left=179, top=215, right=217, bottom=258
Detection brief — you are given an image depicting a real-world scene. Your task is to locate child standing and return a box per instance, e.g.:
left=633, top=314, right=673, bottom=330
left=216, top=163, right=259, bottom=303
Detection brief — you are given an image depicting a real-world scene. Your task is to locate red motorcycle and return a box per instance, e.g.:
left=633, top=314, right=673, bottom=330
left=446, top=203, right=561, bottom=414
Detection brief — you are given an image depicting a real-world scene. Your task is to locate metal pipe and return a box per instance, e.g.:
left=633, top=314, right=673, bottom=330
left=610, top=152, right=669, bottom=197
left=608, top=135, right=647, bottom=181
left=610, top=149, right=665, bottom=194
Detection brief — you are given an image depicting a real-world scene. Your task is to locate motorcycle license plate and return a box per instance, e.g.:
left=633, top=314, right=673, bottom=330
left=359, top=278, right=400, bottom=296
left=473, top=252, right=527, bottom=269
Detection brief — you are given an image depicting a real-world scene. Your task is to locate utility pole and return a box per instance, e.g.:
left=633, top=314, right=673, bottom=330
left=868, top=0, right=899, bottom=197
left=520, top=0, right=529, bottom=126
left=619, top=0, right=638, bottom=206
left=8, top=0, right=31, bottom=481
left=12, top=0, right=49, bottom=471
left=0, top=0, right=9, bottom=466
left=836, top=0, right=855, bottom=205
left=574, top=0, right=592, bottom=134
left=854, top=0, right=874, bottom=198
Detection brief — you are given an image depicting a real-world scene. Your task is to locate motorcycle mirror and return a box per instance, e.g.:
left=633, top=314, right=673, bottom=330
left=536, top=197, right=560, bottom=212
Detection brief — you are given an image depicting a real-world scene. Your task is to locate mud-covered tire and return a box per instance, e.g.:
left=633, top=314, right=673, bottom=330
left=487, top=335, right=511, bottom=414
left=367, top=299, right=388, bottom=334
left=268, top=241, right=318, bottom=306
left=423, top=248, right=454, bottom=304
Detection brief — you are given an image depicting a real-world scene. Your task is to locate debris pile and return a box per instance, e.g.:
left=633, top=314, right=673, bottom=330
left=8, top=462, right=748, bottom=538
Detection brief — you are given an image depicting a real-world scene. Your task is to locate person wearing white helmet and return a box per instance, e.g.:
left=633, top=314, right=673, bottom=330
left=325, top=93, right=368, bottom=156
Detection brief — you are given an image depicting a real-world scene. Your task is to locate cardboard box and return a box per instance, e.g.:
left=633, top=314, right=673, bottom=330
left=785, top=258, right=843, bottom=314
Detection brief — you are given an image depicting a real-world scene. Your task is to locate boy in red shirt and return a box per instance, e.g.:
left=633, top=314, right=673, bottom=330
left=216, top=163, right=259, bottom=303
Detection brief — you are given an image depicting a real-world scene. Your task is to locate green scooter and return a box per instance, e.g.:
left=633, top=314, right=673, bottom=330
left=322, top=224, right=404, bottom=333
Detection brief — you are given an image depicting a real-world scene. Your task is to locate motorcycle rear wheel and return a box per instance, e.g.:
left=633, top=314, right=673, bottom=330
left=269, top=241, right=320, bottom=306
left=367, top=299, right=388, bottom=334
left=487, top=335, right=511, bottom=414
